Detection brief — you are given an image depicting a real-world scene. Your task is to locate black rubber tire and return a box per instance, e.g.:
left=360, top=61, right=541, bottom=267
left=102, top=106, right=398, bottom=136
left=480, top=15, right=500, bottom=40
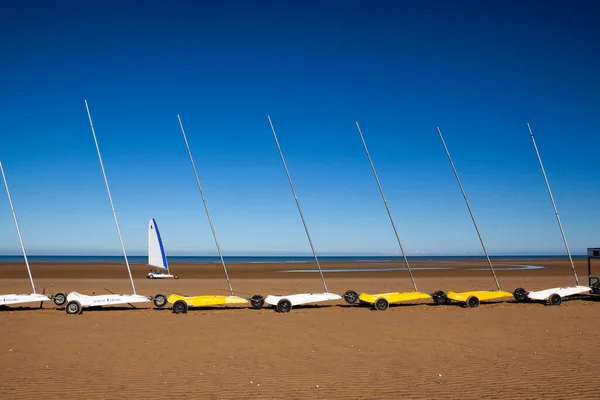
left=548, top=293, right=562, bottom=306
left=66, top=301, right=82, bottom=315
left=374, top=298, right=389, bottom=311
left=466, top=296, right=480, bottom=308
left=52, top=292, right=67, bottom=307
left=513, top=288, right=528, bottom=302
left=172, top=300, right=188, bottom=314
left=432, top=290, right=447, bottom=305
left=343, top=290, right=359, bottom=304
left=276, top=299, right=292, bottom=313
left=250, top=294, right=265, bottom=309
left=153, top=294, right=167, bottom=308
left=174, top=274, right=179, bottom=279
left=147, top=275, right=153, bottom=279
left=592, top=282, right=600, bottom=295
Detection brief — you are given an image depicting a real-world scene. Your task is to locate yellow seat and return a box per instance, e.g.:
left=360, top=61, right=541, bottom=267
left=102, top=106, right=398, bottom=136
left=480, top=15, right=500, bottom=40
left=358, top=291, right=432, bottom=304
left=446, top=290, right=513, bottom=302
left=167, top=294, right=248, bottom=307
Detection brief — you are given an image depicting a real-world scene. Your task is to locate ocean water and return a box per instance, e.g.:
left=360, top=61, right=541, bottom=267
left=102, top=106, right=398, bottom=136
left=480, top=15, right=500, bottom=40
left=0, top=255, right=586, bottom=264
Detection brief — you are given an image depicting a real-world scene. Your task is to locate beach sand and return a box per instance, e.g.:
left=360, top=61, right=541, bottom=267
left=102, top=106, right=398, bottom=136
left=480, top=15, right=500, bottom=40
left=1, top=259, right=599, bottom=399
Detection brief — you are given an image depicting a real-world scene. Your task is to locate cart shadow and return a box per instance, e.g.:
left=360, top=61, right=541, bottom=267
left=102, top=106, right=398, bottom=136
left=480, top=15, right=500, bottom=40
left=336, top=302, right=430, bottom=310
left=559, top=295, right=600, bottom=304
left=0, top=306, right=49, bottom=312
left=86, top=306, right=151, bottom=312
left=183, top=306, right=249, bottom=312
left=289, top=304, right=332, bottom=310
left=582, top=295, right=600, bottom=302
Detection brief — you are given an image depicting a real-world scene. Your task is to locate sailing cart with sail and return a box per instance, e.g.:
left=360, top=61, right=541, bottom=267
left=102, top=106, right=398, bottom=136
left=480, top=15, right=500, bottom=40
left=513, top=124, right=591, bottom=305
left=147, top=218, right=179, bottom=279
left=64, top=100, right=154, bottom=314
left=0, top=161, right=67, bottom=309
left=153, top=115, right=248, bottom=313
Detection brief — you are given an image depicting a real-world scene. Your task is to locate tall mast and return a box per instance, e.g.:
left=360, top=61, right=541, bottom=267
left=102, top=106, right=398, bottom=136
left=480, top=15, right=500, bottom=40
left=527, top=123, right=578, bottom=285
left=85, top=100, right=137, bottom=294
left=177, top=115, right=234, bottom=296
left=355, top=121, right=418, bottom=291
left=0, top=161, right=37, bottom=293
left=437, top=127, right=501, bottom=290
left=268, top=116, right=329, bottom=293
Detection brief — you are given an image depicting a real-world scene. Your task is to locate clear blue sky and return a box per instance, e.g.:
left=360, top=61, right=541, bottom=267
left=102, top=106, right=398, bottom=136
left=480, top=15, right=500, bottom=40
left=1, top=0, right=599, bottom=256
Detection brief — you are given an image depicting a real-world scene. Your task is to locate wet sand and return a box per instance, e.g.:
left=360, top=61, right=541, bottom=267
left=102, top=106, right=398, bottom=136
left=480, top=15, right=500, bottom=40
left=1, top=259, right=599, bottom=399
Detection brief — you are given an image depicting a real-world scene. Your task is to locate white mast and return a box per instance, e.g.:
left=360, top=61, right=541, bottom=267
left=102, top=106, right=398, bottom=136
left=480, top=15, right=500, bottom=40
left=437, top=127, right=501, bottom=290
left=527, top=123, right=578, bottom=285
left=0, top=161, right=37, bottom=293
left=268, top=116, right=329, bottom=293
left=355, top=121, right=418, bottom=291
left=85, top=100, right=137, bottom=294
left=177, top=115, right=234, bottom=296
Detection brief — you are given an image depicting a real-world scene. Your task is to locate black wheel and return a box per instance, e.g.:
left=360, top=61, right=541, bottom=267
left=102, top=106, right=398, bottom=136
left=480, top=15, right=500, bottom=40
left=276, top=299, right=292, bottom=313
left=513, top=288, right=528, bottom=302
left=174, top=274, right=179, bottom=279
left=172, top=300, right=188, bottom=314
left=432, top=290, right=447, bottom=305
left=374, top=298, right=389, bottom=311
left=250, top=294, right=265, bottom=309
left=466, top=296, right=480, bottom=308
left=147, top=275, right=153, bottom=279
left=548, top=293, right=562, bottom=306
left=343, top=290, right=359, bottom=304
left=52, top=292, right=67, bottom=306
left=592, top=281, right=600, bottom=295
left=153, top=294, right=167, bottom=308
left=66, top=301, right=82, bottom=315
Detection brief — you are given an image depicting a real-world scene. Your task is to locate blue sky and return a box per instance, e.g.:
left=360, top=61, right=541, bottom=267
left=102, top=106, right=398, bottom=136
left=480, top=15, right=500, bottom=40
left=0, top=0, right=599, bottom=256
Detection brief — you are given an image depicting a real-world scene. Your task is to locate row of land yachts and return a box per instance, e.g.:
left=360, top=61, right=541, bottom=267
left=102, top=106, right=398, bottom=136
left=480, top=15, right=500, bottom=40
left=2, top=102, right=599, bottom=314
left=2, top=261, right=600, bottom=314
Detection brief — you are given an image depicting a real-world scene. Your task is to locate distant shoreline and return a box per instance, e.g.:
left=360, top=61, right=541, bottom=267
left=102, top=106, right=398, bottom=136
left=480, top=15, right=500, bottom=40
left=0, top=254, right=587, bottom=264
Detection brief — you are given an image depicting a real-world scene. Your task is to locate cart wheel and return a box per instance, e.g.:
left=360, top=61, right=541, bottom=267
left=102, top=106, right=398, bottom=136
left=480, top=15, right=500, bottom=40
left=52, top=292, right=67, bottom=307
left=174, top=274, right=179, bottom=279
left=153, top=294, right=167, bottom=308
left=343, top=290, right=359, bottom=304
left=66, top=301, right=82, bottom=315
left=548, top=293, right=562, bottom=306
left=466, top=296, right=480, bottom=308
left=147, top=274, right=153, bottom=279
left=276, top=299, right=292, bottom=313
left=592, top=282, right=600, bottom=295
left=172, top=300, right=188, bottom=314
left=513, top=288, right=528, bottom=302
left=250, top=294, right=265, bottom=309
left=374, top=298, right=389, bottom=311
left=432, top=290, right=447, bottom=305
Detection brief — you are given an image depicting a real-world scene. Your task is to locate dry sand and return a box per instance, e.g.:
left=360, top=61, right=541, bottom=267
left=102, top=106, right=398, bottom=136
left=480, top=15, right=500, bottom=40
left=1, top=259, right=599, bottom=399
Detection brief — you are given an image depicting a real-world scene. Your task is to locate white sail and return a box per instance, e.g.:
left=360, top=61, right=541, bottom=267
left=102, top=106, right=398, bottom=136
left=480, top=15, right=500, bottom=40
left=148, top=218, right=169, bottom=271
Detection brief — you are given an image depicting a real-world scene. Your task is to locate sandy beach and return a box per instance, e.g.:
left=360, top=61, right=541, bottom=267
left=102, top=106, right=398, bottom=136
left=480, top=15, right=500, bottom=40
left=1, top=258, right=599, bottom=399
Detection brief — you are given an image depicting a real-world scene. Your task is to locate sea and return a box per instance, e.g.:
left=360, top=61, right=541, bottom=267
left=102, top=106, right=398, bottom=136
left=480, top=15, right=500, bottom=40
left=0, top=255, right=586, bottom=263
